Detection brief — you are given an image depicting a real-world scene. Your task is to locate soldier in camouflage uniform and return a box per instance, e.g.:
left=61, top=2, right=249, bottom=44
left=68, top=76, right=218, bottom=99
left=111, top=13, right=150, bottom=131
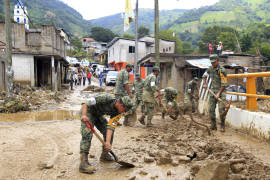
left=114, top=64, right=134, bottom=126
left=184, top=77, right=199, bottom=114
left=133, top=73, right=145, bottom=113
left=161, top=87, right=179, bottom=120
left=114, top=64, right=133, bottom=98
left=203, top=54, right=227, bottom=132
left=79, top=93, right=133, bottom=174
left=139, top=66, right=160, bottom=127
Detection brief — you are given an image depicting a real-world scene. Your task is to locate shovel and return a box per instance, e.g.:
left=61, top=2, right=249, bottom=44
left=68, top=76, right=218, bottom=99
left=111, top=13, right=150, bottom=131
left=84, top=120, right=135, bottom=168
left=206, top=87, right=232, bottom=117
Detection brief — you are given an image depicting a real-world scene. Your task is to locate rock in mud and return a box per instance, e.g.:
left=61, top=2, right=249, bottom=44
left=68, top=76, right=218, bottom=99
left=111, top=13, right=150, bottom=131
left=195, top=160, right=229, bottom=180
left=191, top=163, right=201, bottom=175
left=231, top=163, right=245, bottom=174
left=139, top=170, right=148, bottom=175
left=157, top=156, right=172, bottom=165
left=178, top=156, right=191, bottom=163
left=196, top=152, right=208, bottom=161
left=128, top=175, right=136, bottom=180
left=131, top=157, right=138, bottom=162
left=171, top=159, right=179, bottom=166
left=144, top=156, right=155, bottom=163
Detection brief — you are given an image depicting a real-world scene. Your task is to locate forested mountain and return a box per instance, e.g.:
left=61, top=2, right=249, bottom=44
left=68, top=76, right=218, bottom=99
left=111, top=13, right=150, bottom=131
left=0, top=0, right=92, bottom=36
left=89, top=9, right=188, bottom=35
left=90, top=0, right=270, bottom=35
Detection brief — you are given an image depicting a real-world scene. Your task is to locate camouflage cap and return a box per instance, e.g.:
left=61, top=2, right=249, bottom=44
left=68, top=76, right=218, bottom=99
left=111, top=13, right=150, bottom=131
left=126, top=63, right=133, bottom=68
left=165, top=87, right=178, bottom=96
left=193, top=77, right=199, bottom=82
left=120, top=96, right=134, bottom=111
left=210, top=54, right=219, bottom=62
left=152, top=66, right=160, bottom=72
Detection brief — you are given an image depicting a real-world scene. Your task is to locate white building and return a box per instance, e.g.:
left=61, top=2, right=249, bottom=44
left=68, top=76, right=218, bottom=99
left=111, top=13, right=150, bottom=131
left=107, top=37, right=147, bottom=70
left=107, top=36, right=175, bottom=71
left=14, top=0, right=29, bottom=29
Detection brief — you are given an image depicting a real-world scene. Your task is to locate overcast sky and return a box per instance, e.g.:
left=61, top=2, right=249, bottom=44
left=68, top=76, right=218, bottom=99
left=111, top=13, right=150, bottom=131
left=61, top=0, right=219, bottom=20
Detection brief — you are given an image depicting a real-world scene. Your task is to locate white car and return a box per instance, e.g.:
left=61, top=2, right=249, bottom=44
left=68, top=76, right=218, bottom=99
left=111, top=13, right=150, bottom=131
left=105, top=71, right=118, bottom=86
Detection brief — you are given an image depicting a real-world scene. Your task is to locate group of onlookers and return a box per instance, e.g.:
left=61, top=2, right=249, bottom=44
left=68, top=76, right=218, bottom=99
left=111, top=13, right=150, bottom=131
left=68, top=68, right=92, bottom=90
left=208, top=41, right=223, bottom=56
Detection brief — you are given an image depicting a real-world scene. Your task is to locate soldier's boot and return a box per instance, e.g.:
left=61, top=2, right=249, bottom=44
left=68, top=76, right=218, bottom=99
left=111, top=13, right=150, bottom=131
left=138, top=115, right=145, bottom=125
left=100, top=148, right=114, bottom=161
left=79, top=153, right=96, bottom=174
left=146, top=118, right=153, bottom=127
left=210, top=118, right=217, bottom=130
left=220, top=118, right=225, bottom=132
left=162, top=112, right=165, bottom=119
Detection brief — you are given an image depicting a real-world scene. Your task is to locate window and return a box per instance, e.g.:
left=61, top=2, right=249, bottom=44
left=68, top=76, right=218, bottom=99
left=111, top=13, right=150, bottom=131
left=167, top=65, right=172, bottom=79
left=17, top=5, right=19, bottom=8
left=129, top=46, right=135, bottom=53
left=24, top=18, right=27, bottom=24
left=169, top=47, right=171, bottom=51
left=17, top=10, right=19, bottom=14
left=163, top=48, right=165, bottom=53
left=16, top=17, right=20, bottom=23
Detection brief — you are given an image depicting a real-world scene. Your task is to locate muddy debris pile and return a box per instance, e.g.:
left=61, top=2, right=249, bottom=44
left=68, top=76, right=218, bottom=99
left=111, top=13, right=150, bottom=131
left=119, top=115, right=270, bottom=180
left=0, top=85, right=68, bottom=113
left=83, top=85, right=105, bottom=92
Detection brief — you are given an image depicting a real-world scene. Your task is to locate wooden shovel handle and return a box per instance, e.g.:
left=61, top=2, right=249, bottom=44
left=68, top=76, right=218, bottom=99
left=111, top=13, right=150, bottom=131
left=84, top=121, right=106, bottom=146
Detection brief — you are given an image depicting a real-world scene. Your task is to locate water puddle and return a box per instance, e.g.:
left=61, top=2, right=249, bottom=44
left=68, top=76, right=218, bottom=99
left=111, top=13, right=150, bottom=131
left=0, top=110, right=80, bottom=122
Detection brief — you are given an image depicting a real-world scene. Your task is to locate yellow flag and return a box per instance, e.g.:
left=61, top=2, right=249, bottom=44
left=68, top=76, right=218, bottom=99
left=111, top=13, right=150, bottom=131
left=124, top=0, right=134, bottom=32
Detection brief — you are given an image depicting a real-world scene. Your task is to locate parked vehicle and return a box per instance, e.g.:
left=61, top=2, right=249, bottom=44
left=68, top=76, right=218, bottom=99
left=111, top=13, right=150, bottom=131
left=105, top=71, right=118, bottom=86
left=95, top=65, right=105, bottom=77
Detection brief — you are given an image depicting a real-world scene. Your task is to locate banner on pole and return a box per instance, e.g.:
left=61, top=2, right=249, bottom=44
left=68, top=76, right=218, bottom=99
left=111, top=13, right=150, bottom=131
left=124, top=0, right=134, bottom=32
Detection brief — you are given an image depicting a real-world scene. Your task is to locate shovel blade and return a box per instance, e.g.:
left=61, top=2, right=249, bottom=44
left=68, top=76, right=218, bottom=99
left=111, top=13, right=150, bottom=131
left=109, top=151, right=135, bottom=168
left=117, top=161, right=135, bottom=168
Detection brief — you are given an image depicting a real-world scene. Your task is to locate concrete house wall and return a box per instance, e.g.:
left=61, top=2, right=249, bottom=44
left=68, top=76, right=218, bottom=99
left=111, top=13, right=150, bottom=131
left=0, top=23, right=69, bottom=90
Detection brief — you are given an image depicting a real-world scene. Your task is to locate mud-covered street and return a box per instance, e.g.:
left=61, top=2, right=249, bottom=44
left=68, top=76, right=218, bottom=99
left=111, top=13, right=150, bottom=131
left=1, top=83, right=270, bottom=180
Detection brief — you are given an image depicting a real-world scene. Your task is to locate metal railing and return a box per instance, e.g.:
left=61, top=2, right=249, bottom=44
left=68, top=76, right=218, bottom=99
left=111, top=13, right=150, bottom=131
left=226, top=72, right=270, bottom=111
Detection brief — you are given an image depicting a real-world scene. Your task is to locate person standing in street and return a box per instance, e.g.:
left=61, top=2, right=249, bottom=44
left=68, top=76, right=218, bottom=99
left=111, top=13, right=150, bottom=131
left=139, top=66, right=160, bottom=127
left=74, top=73, right=78, bottom=86
left=209, top=43, right=213, bottom=54
left=87, top=71, right=92, bottom=85
left=203, top=54, right=227, bottom=132
left=69, top=71, right=74, bottom=90
left=184, top=77, right=199, bottom=114
left=133, top=73, right=145, bottom=114
left=99, top=72, right=104, bottom=86
left=79, top=93, right=134, bottom=174
left=82, top=71, right=86, bottom=86
left=216, top=41, right=223, bottom=56
left=114, top=64, right=134, bottom=126
left=78, top=71, right=82, bottom=85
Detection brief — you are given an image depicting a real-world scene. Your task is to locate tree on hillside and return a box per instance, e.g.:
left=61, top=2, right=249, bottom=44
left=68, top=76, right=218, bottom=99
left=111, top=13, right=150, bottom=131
left=122, top=34, right=135, bottom=39
left=199, top=25, right=238, bottom=53
left=138, top=26, right=150, bottom=38
left=182, top=41, right=193, bottom=54
left=217, top=32, right=237, bottom=51
left=240, top=34, right=252, bottom=52
left=159, top=30, right=182, bottom=54
left=91, top=27, right=116, bottom=42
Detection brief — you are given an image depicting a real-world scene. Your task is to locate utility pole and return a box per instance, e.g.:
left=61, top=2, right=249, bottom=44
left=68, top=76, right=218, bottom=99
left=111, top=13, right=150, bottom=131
left=154, top=0, right=160, bottom=67
left=134, top=0, right=139, bottom=76
left=4, top=0, right=14, bottom=97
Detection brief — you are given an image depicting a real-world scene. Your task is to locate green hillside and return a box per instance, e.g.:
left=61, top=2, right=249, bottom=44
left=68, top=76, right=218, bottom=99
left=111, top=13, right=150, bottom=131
left=89, top=9, right=187, bottom=35
left=167, top=0, right=270, bottom=33
left=0, top=0, right=92, bottom=36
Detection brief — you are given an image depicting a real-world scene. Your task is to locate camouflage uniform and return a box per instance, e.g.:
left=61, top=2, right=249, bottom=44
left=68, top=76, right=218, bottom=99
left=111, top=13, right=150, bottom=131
left=203, top=57, right=227, bottom=129
left=142, top=72, right=159, bottom=126
left=114, top=69, right=130, bottom=98
left=133, top=77, right=145, bottom=113
left=162, top=87, right=179, bottom=120
left=80, top=93, right=119, bottom=154
left=184, top=79, right=198, bottom=113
